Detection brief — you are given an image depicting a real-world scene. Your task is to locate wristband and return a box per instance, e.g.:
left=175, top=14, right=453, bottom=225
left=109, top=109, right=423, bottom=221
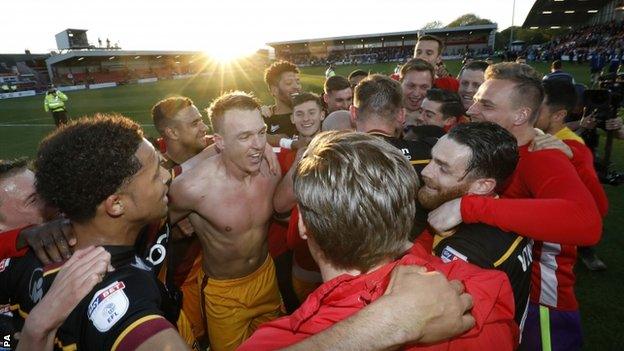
left=279, top=138, right=293, bottom=149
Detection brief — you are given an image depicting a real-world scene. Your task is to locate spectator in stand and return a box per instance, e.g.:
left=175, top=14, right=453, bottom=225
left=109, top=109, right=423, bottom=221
left=590, top=51, right=607, bottom=86
left=543, top=60, right=575, bottom=84
left=325, top=63, right=336, bottom=79
left=414, top=34, right=459, bottom=92
left=457, top=60, right=489, bottom=110
left=323, top=76, right=353, bottom=114
left=347, top=69, right=368, bottom=88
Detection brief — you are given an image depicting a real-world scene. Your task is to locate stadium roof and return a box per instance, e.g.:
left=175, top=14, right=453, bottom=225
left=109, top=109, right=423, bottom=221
left=266, top=24, right=497, bottom=47
left=522, top=0, right=613, bottom=28
left=46, top=50, right=201, bottom=66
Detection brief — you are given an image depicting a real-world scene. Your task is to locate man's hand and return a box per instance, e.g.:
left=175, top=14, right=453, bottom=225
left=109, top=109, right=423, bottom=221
left=579, top=109, right=598, bottom=130
left=427, top=198, right=462, bottom=234
left=260, top=105, right=273, bottom=119
left=18, top=246, right=113, bottom=351
left=382, top=265, right=474, bottom=345
left=529, top=131, right=573, bottom=159
left=18, top=219, right=76, bottom=264
left=291, top=136, right=313, bottom=150
left=605, top=117, right=623, bottom=131
left=262, top=143, right=279, bottom=176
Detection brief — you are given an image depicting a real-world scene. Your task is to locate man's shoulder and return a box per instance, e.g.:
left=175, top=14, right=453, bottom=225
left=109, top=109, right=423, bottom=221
left=63, top=262, right=169, bottom=350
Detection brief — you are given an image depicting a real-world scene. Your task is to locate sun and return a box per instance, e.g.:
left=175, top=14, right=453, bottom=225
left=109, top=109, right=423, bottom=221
left=203, top=40, right=261, bottom=64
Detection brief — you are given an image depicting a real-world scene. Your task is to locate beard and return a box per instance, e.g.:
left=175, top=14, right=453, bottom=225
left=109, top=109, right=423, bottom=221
left=417, top=179, right=471, bottom=210
left=278, top=90, right=294, bottom=108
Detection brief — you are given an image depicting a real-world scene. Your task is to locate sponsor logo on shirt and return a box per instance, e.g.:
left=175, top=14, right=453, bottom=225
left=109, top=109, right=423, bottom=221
left=400, top=148, right=412, bottom=160
left=440, top=246, right=468, bottom=263
left=271, top=124, right=280, bottom=133
left=0, top=259, right=10, bottom=273
left=88, top=281, right=129, bottom=332
left=28, top=268, right=43, bottom=303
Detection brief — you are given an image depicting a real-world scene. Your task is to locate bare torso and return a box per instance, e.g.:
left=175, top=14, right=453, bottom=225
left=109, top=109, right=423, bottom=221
left=169, top=155, right=280, bottom=279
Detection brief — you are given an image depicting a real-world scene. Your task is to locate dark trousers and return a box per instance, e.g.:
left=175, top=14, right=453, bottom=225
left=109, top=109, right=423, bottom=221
left=52, top=110, right=68, bottom=126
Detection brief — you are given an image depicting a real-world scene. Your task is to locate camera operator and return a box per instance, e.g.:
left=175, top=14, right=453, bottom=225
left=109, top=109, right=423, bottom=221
left=571, top=112, right=624, bottom=140
left=43, top=85, right=69, bottom=127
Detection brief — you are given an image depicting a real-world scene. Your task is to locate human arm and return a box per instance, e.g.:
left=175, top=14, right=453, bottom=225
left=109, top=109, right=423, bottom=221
left=281, top=265, right=474, bottom=351
left=17, top=246, right=112, bottom=351
left=167, top=176, right=196, bottom=225
left=134, top=329, right=190, bottom=351
left=529, top=131, right=573, bottom=159
left=17, top=218, right=76, bottom=264
left=459, top=151, right=601, bottom=246
left=566, top=141, right=609, bottom=217
left=57, top=91, right=68, bottom=102
left=273, top=148, right=306, bottom=213
left=605, top=116, right=624, bottom=139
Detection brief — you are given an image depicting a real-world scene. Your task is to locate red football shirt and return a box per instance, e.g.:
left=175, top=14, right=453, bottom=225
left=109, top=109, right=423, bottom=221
left=240, top=243, right=518, bottom=351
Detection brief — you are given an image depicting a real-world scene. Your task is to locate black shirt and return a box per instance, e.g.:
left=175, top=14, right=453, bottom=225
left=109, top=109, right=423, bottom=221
left=370, top=131, right=433, bottom=238
left=433, top=223, right=533, bottom=325
left=265, top=111, right=297, bottom=138
left=0, top=246, right=179, bottom=350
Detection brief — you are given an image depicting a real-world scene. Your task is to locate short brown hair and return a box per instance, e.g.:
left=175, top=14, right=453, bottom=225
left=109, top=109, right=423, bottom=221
left=485, top=63, right=544, bottom=123
left=324, top=75, right=351, bottom=94
left=294, top=131, right=419, bottom=272
left=417, top=34, right=445, bottom=56
left=400, top=58, right=435, bottom=83
left=264, top=61, right=300, bottom=88
left=425, top=88, right=465, bottom=119
left=151, top=96, right=193, bottom=135
left=207, top=91, right=261, bottom=133
left=354, top=74, right=403, bottom=122
left=460, top=60, right=489, bottom=75
left=292, top=92, right=322, bottom=110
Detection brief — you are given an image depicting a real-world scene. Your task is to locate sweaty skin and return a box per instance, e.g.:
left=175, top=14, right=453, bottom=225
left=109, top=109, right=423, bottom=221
left=168, top=110, right=281, bottom=279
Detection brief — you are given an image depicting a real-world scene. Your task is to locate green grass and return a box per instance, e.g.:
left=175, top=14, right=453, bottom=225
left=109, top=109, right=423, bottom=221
left=0, top=60, right=623, bottom=349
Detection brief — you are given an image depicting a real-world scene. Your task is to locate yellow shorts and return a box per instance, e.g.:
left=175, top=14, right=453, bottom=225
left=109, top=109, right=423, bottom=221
left=176, top=309, right=199, bottom=350
left=199, top=254, right=283, bottom=351
left=181, top=254, right=204, bottom=339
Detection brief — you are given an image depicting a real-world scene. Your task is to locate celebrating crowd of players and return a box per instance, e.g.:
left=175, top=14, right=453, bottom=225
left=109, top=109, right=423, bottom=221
left=0, top=33, right=613, bottom=351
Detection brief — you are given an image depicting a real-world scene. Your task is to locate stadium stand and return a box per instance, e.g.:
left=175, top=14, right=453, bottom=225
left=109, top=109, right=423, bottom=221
left=268, top=24, right=497, bottom=66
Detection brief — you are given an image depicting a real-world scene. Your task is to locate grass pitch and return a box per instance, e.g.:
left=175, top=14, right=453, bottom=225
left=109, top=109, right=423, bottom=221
left=0, top=60, right=622, bottom=349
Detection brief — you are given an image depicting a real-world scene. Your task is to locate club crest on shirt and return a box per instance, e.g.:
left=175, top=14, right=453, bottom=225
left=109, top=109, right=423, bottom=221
left=271, top=124, right=279, bottom=133
left=88, top=281, right=129, bottom=332
left=440, top=246, right=468, bottom=263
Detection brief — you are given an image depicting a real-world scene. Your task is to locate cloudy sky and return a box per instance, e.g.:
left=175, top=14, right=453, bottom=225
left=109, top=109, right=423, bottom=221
left=3, top=0, right=534, bottom=57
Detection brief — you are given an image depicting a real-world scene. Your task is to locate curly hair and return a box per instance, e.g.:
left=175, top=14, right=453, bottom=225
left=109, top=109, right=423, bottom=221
left=264, top=60, right=299, bottom=87
left=35, top=114, right=144, bottom=222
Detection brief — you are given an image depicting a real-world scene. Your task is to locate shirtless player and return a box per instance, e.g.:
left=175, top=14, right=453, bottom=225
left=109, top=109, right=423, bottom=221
left=168, top=91, right=283, bottom=351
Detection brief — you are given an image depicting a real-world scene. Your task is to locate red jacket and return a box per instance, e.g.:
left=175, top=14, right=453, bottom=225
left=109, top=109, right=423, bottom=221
left=460, top=145, right=602, bottom=246
left=240, top=243, right=518, bottom=351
